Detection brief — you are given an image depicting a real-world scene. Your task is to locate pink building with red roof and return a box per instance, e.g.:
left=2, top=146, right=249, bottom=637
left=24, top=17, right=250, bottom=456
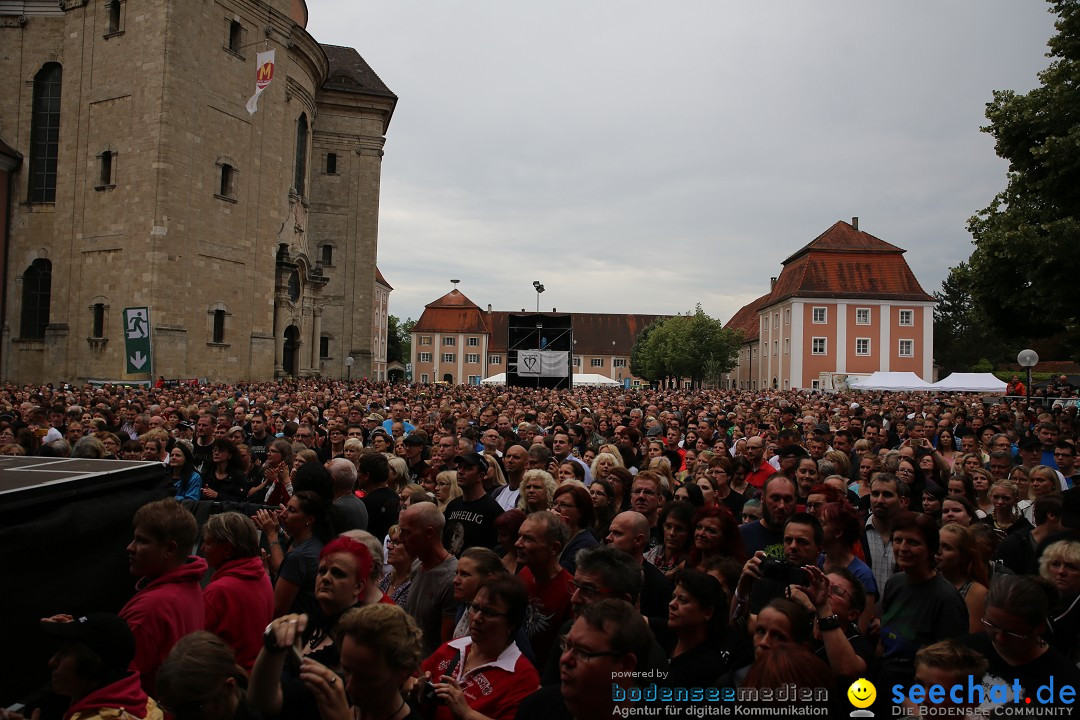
left=726, top=219, right=935, bottom=391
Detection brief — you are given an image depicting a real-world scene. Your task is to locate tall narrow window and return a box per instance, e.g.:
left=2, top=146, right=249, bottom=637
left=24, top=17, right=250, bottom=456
left=326, top=152, right=337, bottom=174
left=213, top=309, right=226, bottom=343
left=294, top=113, right=308, bottom=196
left=219, top=163, right=234, bottom=197
left=320, top=245, right=333, bottom=266
left=98, top=150, right=114, bottom=188
left=91, top=303, right=105, bottom=339
left=228, top=20, right=242, bottom=51
left=20, top=259, right=52, bottom=339
left=107, top=0, right=121, bottom=34
left=29, top=63, right=62, bottom=203
left=320, top=336, right=330, bottom=359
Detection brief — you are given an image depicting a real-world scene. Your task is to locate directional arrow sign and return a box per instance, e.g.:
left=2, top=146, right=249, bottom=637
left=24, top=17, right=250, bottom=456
left=124, top=307, right=153, bottom=375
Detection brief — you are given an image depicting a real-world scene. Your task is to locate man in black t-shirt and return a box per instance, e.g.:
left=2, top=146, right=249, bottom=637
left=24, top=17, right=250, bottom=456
left=443, top=452, right=502, bottom=555
left=358, top=451, right=398, bottom=541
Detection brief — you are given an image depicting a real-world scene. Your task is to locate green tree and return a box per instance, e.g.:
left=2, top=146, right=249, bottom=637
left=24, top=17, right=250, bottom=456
left=387, top=315, right=414, bottom=364
left=628, top=307, right=741, bottom=387
left=932, top=263, right=1011, bottom=373
left=966, top=0, right=1080, bottom=357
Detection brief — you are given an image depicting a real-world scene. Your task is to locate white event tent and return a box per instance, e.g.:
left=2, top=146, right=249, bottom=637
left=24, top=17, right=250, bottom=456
left=930, top=373, right=1007, bottom=393
left=849, top=371, right=934, bottom=391
left=480, top=372, right=620, bottom=386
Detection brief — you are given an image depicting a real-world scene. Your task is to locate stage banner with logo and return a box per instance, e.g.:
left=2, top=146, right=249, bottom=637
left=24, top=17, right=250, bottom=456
left=517, top=350, right=569, bottom=377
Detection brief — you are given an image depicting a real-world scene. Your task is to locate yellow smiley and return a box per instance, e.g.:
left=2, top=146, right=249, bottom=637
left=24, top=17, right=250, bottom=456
left=847, top=678, right=876, bottom=709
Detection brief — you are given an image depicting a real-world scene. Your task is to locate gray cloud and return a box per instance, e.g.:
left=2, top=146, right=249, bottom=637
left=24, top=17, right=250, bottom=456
left=308, top=1, right=1057, bottom=324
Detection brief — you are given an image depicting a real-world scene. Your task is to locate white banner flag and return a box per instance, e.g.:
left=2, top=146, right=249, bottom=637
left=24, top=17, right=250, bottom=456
left=246, top=49, right=275, bottom=115
left=517, top=350, right=569, bottom=377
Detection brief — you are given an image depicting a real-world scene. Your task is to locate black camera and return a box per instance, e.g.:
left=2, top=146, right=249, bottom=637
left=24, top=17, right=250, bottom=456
left=760, top=557, right=810, bottom=586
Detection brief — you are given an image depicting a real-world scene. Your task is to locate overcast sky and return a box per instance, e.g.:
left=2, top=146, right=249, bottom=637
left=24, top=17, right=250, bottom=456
left=306, top=2, right=1058, bottom=326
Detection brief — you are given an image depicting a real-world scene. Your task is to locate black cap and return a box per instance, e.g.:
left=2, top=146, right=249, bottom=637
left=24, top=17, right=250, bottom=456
left=40, top=613, right=135, bottom=675
left=403, top=431, right=429, bottom=446
left=454, top=452, right=489, bottom=472
left=777, top=444, right=809, bottom=459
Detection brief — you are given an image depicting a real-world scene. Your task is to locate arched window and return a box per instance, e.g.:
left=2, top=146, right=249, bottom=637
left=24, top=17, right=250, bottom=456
left=293, top=113, right=308, bottom=196
left=21, top=259, right=52, bottom=339
left=29, top=63, right=62, bottom=203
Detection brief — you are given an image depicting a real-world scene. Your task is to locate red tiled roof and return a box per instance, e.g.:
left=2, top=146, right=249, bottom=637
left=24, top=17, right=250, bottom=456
left=765, top=221, right=933, bottom=305
left=374, top=266, right=392, bottom=290
left=725, top=293, right=771, bottom=344
left=482, top=312, right=667, bottom=354
left=414, top=289, right=491, bottom=334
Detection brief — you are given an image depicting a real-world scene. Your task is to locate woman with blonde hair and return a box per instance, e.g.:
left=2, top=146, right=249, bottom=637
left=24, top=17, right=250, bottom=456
left=936, top=523, right=989, bottom=634
left=517, top=469, right=557, bottom=513
left=981, top=478, right=1032, bottom=539
left=434, top=470, right=462, bottom=512
left=590, top=451, right=621, bottom=482
left=386, top=454, right=409, bottom=492
left=1039, top=539, right=1080, bottom=662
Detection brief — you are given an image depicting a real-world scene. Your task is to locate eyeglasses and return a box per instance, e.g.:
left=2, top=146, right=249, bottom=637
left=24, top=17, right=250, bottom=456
left=980, top=617, right=1031, bottom=641
left=570, top=580, right=611, bottom=600
left=468, top=603, right=508, bottom=620
left=553, top=501, right=577, bottom=512
left=559, top=637, right=623, bottom=663
left=829, top=585, right=850, bottom=600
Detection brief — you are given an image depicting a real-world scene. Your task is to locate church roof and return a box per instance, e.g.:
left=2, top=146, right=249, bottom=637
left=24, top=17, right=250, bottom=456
left=321, top=45, right=397, bottom=100
left=375, top=266, right=392, bottom=290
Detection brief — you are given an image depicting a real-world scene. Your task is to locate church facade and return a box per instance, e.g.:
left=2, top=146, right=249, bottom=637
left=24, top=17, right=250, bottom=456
left=0, top=0, right=395, bottom=383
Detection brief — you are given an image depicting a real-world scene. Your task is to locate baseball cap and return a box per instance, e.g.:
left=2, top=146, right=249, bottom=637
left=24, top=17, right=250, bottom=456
left=40, top=613, right=135, bottom=675
left=403, top=430, right=429, bottom=446
left=454, top=452, right=489, bottom=472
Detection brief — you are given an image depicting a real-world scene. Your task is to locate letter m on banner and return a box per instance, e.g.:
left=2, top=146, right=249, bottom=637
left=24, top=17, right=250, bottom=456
left=246, top=49, right=275, bottom=114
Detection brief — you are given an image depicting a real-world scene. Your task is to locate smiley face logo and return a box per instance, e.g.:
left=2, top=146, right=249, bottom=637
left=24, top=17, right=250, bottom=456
left=847, top=678, right=876, bottom=709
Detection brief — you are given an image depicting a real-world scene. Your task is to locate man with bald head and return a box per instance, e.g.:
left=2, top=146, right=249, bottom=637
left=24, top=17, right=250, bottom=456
left=400, top=502, right=457, bottom=656
left=744, top=435, right=775, bottom=490
left=604, top=511, right=673, bottom=618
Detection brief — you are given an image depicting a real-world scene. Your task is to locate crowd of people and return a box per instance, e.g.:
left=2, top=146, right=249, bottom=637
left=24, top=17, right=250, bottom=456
left=3, top=377, right=1080, bottom=719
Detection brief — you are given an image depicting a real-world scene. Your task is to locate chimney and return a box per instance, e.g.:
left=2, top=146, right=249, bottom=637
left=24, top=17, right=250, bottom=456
left=770, top=277, right=777, bottom=290
left=552, top=308, right=556, bottom=313
left=487, top=304, right=491, bottom=313
left=852, top=216, right=859, bottom=231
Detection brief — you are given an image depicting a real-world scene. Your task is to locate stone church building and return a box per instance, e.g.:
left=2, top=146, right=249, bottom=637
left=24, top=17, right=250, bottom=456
left=0, top=0, right=396, bottom=383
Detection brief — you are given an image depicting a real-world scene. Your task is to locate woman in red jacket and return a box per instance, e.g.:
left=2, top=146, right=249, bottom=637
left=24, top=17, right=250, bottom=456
left=202, top=512, right=274, bottom=671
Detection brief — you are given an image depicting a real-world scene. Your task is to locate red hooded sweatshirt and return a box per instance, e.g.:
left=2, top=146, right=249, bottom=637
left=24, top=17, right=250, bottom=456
left=64, top=671, right=162, bottom=720
left=120, top=556, right=207, bottom=695
left=203, top=555, right=274, bottom=670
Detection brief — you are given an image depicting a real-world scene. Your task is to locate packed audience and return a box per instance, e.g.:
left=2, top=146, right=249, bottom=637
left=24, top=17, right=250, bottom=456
left=2, top=378, right=1080, bottom=719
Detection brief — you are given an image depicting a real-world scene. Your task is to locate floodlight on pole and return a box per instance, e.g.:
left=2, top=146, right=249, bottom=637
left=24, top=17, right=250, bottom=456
left=1017, top=349, right=1038, bottom=404
left=345, top=355, right=354, bottom=382
left=532, top=280, right=545, bottom=312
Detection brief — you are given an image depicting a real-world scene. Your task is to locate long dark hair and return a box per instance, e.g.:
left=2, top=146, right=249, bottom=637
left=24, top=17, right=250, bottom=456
left=294, top=490, right=334, bottom=543
left=171, top=442, right=198, bottom=480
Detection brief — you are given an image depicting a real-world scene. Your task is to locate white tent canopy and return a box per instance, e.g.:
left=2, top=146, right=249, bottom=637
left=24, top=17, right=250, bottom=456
left=931, top=372, right=1007, bottom=393
left=479, top=372, right=620, bottom=386
left=849, top=371, right=934, bottom=391
left=573, top=373, right=621, bottom=386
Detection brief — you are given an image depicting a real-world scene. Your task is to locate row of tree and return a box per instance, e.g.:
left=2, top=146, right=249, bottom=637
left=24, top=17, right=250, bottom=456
left=938, top=0, right=1079, bottom=372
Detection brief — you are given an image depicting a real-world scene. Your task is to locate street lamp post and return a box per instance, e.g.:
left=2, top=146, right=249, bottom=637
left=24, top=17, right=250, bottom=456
left=532, top=280, right=545, bottom=312
left=1017, top=349, right=1038, bottom=404
left=345, top=355, right=354, bottom=382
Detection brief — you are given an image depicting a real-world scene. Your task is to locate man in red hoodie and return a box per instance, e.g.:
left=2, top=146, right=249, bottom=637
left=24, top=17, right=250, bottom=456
left=38, top=612, right=163, bottom=720
left=120, top=498, right=207, bottom=694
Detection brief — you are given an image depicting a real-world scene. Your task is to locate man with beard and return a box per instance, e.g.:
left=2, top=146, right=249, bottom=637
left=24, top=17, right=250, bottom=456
left=738, top=473, right=797, bottom=557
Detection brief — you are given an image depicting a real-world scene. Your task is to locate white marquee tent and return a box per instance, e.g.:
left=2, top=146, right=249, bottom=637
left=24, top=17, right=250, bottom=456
left=849, top=371, right=934, bottom=391
left=480, top=372, right=620, bottom=386
left=930, top=373, right=1007, bottom=393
